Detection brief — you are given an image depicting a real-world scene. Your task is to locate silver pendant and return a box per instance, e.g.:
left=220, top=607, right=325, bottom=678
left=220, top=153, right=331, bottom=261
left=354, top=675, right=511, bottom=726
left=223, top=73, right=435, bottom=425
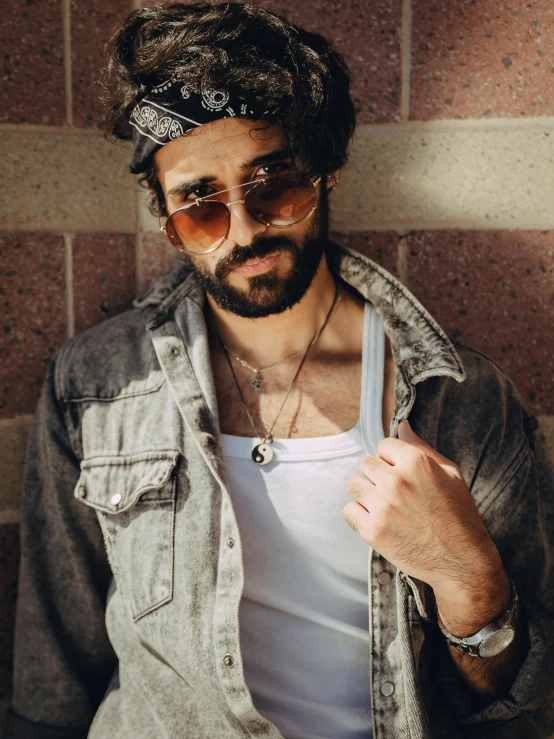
left=252, top=442, right=274, bottom=466
left=250, top=374, right=263, bottom=391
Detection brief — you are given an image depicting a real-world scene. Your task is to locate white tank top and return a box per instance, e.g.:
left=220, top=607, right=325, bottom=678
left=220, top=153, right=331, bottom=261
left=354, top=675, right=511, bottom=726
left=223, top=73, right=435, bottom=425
left=220, top=302, right=385, bottom=739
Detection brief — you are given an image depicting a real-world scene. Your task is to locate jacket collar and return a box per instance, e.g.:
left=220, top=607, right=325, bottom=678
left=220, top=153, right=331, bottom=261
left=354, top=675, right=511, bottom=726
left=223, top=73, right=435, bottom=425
left=136, top=241, right=466, bottom=386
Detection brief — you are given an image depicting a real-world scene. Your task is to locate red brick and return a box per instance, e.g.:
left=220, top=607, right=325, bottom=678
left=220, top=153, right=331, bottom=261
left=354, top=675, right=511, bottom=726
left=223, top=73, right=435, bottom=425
left=137, top=0, right=402, bottom=124
left=407, top=230, right=554, bottom=415
left=0, top=233, right=67, bottom=418
left=0, top=524, right=20, bottom=701
left=141, top=232, right=181, bottom=295
left=331, top=231, right=400, bottom=278
left=411, top=0, right=554, bottom=120
left=0, top=0, right=64, bottom=125
left=72, top=233, right=136, bottom=334
left=71, top=0, right=134, bottom=128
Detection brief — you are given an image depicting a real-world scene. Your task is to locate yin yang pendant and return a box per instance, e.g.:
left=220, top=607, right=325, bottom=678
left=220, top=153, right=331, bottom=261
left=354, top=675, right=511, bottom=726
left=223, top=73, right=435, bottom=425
left=252, top=441, right=274, bottom=466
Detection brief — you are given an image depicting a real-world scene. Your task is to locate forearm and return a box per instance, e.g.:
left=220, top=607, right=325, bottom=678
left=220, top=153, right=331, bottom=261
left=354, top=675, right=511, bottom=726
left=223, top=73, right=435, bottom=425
left=434, top=570, right=529, bottom=700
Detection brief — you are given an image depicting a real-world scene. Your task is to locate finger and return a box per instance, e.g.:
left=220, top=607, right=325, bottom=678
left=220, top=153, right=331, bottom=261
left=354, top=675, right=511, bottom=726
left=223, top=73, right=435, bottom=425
left=345, top=475, right=373, bottom=510
left=376, top=436, right=416, bottom=465
left=376, top=437, right=443, bottom=478
left=343, top=501, right=370, bottom=535
left=359, top=454, right=391, bottom=483
left=397, top=420, right=461, bottom=472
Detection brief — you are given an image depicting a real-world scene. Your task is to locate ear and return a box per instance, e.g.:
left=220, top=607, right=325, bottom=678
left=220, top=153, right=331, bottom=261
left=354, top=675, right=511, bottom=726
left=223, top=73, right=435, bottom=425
left=325, top=170, right=341, bottom=191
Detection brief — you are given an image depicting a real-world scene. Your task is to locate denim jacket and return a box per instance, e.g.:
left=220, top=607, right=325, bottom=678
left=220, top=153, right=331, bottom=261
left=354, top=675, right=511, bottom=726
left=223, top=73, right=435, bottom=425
left=5, top=243, right=554, bottom=739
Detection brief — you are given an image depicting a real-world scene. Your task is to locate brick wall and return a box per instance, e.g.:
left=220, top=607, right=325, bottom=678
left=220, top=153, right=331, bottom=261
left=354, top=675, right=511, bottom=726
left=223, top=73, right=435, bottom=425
left=1, top=0, right=553, bottom=728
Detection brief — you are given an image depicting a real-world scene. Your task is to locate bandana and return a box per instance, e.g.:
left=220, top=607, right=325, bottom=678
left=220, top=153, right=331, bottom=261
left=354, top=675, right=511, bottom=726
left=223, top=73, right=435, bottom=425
left=128, top=79, right=271, bottom=174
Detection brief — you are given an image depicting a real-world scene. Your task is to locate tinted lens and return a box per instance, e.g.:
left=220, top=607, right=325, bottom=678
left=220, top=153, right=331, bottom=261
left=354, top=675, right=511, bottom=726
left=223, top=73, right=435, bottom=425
left=165, top=201, right=230, bottom=253
left=246, top=176, right=317, bottom=226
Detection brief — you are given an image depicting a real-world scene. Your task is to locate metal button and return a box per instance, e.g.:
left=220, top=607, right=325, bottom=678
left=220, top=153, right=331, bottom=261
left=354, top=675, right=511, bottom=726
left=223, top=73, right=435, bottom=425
left=378, top=571, right=392, bottom=585
left=227, top=537, right=235, bottom=548
left=110, top=493, right=122, bottom=507
left=381, top=682, right=394, bottom=697
left=169, top=346, right=180, bottom=357
left=223, top=654, right=234, bottom=667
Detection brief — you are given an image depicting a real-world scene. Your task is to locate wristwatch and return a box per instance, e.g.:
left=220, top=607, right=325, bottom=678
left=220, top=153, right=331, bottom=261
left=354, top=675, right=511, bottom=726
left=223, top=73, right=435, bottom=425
left=439, top=581, right=519, bottom=658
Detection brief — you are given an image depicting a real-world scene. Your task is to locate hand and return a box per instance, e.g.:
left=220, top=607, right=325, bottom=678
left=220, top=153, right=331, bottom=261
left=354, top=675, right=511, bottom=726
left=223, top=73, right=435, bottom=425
left=344, top=420, right=509, bottom=632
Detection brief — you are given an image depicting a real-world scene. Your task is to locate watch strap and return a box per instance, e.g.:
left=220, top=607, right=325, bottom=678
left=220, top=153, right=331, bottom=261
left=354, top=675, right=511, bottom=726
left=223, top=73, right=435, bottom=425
left=439, top=580, right=519, bottom=657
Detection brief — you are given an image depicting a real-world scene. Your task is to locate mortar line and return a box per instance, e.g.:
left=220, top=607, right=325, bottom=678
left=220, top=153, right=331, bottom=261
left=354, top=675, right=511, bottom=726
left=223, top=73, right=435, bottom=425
left=400, top=0, right=412, bottom=122
left=0, top=415, right=33, bottom=428
left=332, top=220, right=554, bottom=232
left=332, top=222, right=554, bottom=233
left=0, top=510, right=21, bottom=525
left=2, top=219, right=554, bottom=234
left=135, top=189, right=145, bottom=297
left=61, top=0, right=73, bottom=127
left=0, top=124, right=104, bottom=136
left=64, top=233, right=75, bottom=339
left=2, top=118, right=553, bottom=137
left=397, top=235, right=410, bottom=287
left=1, top=223, right=136, bottom=234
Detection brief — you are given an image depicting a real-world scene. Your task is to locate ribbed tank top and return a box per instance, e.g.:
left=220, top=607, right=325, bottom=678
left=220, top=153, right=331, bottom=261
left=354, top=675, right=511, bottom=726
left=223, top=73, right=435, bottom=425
left=220, top=301, right=384, bottom=739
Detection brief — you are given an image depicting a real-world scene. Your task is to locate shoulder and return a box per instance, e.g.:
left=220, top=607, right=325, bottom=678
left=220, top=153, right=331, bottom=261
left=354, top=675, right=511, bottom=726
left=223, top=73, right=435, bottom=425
left=411, top=340, right=537, bottom=506
left=51, top=304, right=163, bottom=403
left=450, top=341, right=536, bottom=430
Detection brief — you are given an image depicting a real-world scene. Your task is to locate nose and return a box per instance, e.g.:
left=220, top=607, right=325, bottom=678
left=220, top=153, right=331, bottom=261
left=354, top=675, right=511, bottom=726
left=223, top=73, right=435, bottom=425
left=224, top=198, right=268, bottom=247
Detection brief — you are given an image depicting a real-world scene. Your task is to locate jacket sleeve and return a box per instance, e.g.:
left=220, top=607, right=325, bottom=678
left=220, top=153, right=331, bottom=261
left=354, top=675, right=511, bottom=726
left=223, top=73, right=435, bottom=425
left=4, top=354, right=117, bottom=739
left=431, top=370, right=554, bottom=736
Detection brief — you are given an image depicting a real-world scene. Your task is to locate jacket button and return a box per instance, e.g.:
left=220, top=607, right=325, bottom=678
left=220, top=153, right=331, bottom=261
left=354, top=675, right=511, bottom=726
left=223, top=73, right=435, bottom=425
left=227, top=537, right=235, bottom=548
left=378, top=571, right=392, bottom=585
left=169, top=346, right=180, bottom=357
left=223, top=654, right=234, bottom=667
left=110, top=493, right=122, bottom=507
left=381, top=682, right=394, bottom=696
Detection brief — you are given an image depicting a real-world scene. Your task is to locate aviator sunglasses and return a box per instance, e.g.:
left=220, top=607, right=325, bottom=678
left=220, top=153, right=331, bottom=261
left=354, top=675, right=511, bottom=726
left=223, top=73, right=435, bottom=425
left=160, top=173, right=324, bottom=255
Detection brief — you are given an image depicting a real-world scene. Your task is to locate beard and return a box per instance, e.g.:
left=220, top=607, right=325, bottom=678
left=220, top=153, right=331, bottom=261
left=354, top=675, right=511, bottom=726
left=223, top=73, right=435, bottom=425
left=182, top=181, right=330, bottom=318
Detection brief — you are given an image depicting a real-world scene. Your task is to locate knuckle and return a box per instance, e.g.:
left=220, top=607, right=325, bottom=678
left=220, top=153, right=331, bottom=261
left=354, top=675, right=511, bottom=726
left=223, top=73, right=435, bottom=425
left=346, top=475, right=367, bottom=499
left=411, top=448, right=428, bottom=466
left=392, top=472, right=410, bottom=492
left=343, top=505, right=360, bottom=533
left=360, top=454, right=376, bottom=473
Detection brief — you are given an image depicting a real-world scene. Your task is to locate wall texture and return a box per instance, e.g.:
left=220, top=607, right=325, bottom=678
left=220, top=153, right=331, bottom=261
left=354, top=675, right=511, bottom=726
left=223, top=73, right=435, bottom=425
left=1, top=0, right=553, bottom=728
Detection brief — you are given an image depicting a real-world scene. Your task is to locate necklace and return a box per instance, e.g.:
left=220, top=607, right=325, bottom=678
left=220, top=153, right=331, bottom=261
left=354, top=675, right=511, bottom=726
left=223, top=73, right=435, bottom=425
left=222, top=344, right=308, bottom=391
left=216, top=284, right=342, bottom=466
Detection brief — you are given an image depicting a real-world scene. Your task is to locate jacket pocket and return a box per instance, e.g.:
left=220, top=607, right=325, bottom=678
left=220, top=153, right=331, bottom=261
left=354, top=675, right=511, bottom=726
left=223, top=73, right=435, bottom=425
left=75, top=450, right=179, bottom=621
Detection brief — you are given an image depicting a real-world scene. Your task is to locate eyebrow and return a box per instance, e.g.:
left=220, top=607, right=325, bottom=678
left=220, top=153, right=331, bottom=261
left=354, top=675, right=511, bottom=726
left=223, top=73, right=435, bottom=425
left=166, top=146, right=293, bottom=198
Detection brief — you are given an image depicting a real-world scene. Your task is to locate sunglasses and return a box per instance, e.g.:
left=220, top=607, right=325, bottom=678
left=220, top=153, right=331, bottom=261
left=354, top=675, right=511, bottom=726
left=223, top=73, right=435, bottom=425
left=160, top=173, right=323, bottom=255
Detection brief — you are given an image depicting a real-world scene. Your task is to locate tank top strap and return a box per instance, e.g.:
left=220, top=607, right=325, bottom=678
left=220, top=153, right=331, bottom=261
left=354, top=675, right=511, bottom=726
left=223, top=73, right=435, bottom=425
left=360, top=301, right=386, bottom=455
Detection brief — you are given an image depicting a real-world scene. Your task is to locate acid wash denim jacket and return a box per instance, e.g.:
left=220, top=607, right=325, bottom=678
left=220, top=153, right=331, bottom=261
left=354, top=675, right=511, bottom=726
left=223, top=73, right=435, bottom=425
left=5, top=243, right=554, bottom=739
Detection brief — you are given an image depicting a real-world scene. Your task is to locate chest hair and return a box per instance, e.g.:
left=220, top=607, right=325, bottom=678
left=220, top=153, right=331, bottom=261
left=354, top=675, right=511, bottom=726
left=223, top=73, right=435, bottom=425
left=213, top=337, right=395, bottom=439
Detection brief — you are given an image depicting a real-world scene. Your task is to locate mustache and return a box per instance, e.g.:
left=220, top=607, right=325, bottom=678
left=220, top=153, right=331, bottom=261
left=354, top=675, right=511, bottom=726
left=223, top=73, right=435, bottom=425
left=214, top=237, right=299, bottom=280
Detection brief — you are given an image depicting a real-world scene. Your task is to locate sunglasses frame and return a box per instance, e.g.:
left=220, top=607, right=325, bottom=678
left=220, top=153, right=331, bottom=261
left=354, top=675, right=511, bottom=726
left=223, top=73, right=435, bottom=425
left=159, top=173, right=323, bottom=255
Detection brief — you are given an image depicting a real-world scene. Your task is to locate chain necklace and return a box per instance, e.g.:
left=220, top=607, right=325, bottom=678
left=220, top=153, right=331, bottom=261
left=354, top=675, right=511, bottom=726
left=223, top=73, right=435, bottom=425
left=216, top=284, right=342, bottom=466
left=222, top=343, right=308, bottom=391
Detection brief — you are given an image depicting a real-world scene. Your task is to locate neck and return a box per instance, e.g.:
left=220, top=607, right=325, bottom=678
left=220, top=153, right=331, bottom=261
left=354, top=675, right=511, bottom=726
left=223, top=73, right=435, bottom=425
left=205, top=255, right=338, bottom=366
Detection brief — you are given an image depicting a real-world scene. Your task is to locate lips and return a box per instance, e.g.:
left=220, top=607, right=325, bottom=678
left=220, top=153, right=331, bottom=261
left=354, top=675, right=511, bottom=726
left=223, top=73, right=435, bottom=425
left=231, top=251, right=281, bottom=275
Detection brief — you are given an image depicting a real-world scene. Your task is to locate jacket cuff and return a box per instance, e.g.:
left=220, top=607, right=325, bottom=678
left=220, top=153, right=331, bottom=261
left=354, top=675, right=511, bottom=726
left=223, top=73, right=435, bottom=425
left=3, top=708, right=89, bottom=739
left=433, top=602, right=552, bottom=724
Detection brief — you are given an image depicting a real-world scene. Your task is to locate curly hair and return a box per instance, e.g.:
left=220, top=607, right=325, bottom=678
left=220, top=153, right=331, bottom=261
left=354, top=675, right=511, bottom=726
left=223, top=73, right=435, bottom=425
left=103, top=2, right=356, bottom=216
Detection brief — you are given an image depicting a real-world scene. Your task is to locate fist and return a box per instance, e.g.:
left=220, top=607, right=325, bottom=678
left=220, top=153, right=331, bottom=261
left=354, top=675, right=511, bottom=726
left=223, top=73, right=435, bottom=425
left=343, top=420, right=504, bottom=600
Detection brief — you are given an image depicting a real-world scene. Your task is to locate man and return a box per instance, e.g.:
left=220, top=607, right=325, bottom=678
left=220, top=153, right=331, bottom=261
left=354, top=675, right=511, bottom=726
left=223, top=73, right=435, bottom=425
left=5, top=3, right=554, bottom=738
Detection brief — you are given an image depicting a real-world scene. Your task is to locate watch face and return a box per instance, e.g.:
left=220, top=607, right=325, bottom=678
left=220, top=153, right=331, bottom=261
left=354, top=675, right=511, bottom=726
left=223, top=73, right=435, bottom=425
left=480, top=627, right=515, bottom=658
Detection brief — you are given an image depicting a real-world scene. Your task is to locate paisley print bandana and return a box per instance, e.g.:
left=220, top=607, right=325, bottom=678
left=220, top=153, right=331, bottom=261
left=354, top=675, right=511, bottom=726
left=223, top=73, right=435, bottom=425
left=128, top=78, right=271, bottom=173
